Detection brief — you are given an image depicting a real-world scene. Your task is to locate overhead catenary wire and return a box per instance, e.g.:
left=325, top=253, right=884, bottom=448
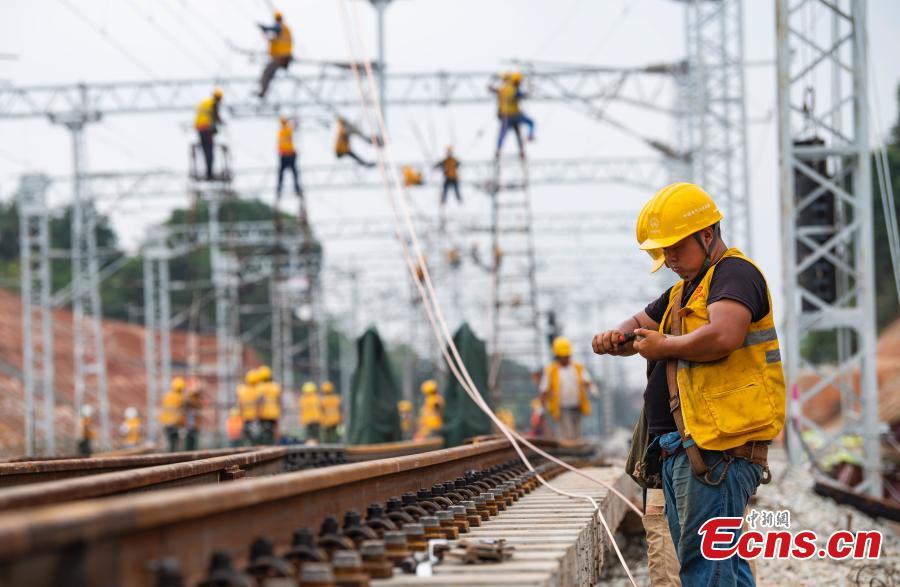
left=337, top=3, right=639, bottom=584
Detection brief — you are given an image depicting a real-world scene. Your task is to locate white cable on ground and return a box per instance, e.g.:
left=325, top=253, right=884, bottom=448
left=336, top=4, right=639, bottom=584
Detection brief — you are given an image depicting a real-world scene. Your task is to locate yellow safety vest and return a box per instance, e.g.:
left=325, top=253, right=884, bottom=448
left=300, top=393, right=322, bottom=426
left=160, top=390, right=184, bottom=426
left=417, top=395, right=444, bottom=436
left=278, top=124, right=295, bottom=155
left=237, top=384, right=260, bottom=420
left=80, top=416, right=96, bottom=440
left=321, top=394, right=342, bottom=427
left=123, top=417, right=141, bottom=445
left=497, top=83, right=520, bottom=117
left=442, top=157, right=459, bottom=181
left=658, top=248, right=786, bottom=451
left=258, top=382, right=282, bottom=421
left=269, top=23, right=293, bottom=58
left=194, top=97, right=215, bottom=131
left=544, top=361, right=591, bottom=421
left=335, top=125, right=350, bottom=155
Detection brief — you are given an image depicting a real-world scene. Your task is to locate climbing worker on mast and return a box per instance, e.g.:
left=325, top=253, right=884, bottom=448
left=488, top=71, right=535, bottom=160
left=592, top=182, right=785, bottom=586
left=276, top=116, right=303, bottom=199
left=160, top=377, right=186, bottom=452
left=258, top=10, right=293, bottom=98
left=194, top=88, right=224, bottom=181
left=334, top=116, right=376, bottom=167
left=538, top=336, right=594, bottom=441
left=434, top=146, right=462, bottom=205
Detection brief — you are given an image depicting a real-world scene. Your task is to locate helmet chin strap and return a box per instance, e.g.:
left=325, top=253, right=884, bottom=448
left=686, top=225, right=720, bottom=293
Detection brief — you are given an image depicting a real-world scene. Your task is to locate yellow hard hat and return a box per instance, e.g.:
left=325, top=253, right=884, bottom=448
left=245, top=369, right=258, bottom=385
left=510, top=71, right=523, bottom=84
left=639, top=183, right=722, bottom=250
left=552, top=337, right=572, bottom=358
left=302, top=381, right=317, bottom=395
left=274, top=10, right=283, bottom=21
left=256, top=365, right=272, bottom=381
left=321, top=381, right=334, bottom=394
left=636, top=198, right=666, bottom=273
left=421, top=380, right=438, bottom=395
left=171, top=376, right=186, bottom=391
left=398, top=400, right=413, bottom=412
left=213, top=87, right=223, bottom=100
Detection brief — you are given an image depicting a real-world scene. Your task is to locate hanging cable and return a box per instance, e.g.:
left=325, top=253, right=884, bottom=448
left=337, top=3, right=639, bottom=584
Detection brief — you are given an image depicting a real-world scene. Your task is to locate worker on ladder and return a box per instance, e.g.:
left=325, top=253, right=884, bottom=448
left=237, top=368, right=261, bottom=445
left=256, top=365, right=282, bottom=445
left=194, top=88, right=224, bottom=181
left=78, top=405, right=96, bottom=456
left=276, top=116, right=303, bottom=199
left=299, top=382, right=322, bottom=444
left=489, top=71, right=535, bottom=160
left=160, top=377, right=186, bottom=452
left=334, top=117, right=375, bottom=167
left=258, top=10, right=293, bottom=98
left=539, top=337, right=594, bottom=441
left=118, top=407, right=142, bottom=449
left=319, top=381, right=342, bottom=443
left=415, top=380, right=444, bottom=440
left=434, top=146, right=462, bottom=205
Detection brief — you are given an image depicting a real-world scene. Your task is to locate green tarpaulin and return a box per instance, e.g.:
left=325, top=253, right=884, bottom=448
left=442, top=323, right=494, bottom=447
left=348, top=327, right=402, bottom=444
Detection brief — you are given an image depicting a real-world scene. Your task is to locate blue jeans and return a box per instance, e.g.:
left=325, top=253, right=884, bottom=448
left=660, top=431, right=762, bottom=586
left=496, top=114, right=535, bottom=153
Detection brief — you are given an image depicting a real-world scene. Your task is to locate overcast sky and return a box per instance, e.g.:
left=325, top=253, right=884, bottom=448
left=1, top=0, right=899, bottom=386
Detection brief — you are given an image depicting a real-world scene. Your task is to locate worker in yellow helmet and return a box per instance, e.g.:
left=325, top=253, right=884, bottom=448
left=118, top=406, right=142, bottom=448
left=434, top=146, right=462, bottom=205
left=401, top=165, right=423, bottom=188
left=258, top=10, right=293, bottom=98
left=78, top=404, right=96, bottom=456
left=592, top=182, right=785, bottom=586
left=226, top=408, right=244, bottom=448
left=415, top=380, right=444, bottom=440
left=334, top=116, right=375, bottom=167
left=276, top=116, right=303, bottom=200
left=397, top=400, right=414, bottom=439
left=194, top=88, right=224, bottom=181
left=237, top=369, right=261, bottom=445
left=160, top=377, right=186, bottom=452
left=256, top=365, right=281, bottom=445
left=539, top=337, right=594, bottom=441
left=319, top=381, right=342, bottom=443
left=299, top=382, right=322, bottom=444
left=488, top=71, right=534, bottom=160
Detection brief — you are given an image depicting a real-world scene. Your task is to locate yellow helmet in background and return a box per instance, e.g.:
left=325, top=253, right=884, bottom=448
left=321, top=381, right=335, bottom=394
left=639, top=183, right=722, bottom=250
left=552, top=336, right=572, bottom=358
left=245, top=369, right=258, bottom=385
left=171, top=376, right=186, bottom=391
left=510, top=71, right=523, bottom=84
left=213, top=87, right=223, bottom=100
left=274, top=10, right=283, bottom=21
left=636, top=197, right=666, bottom=273
left=256, top=365, right=273, bottom=382
left=398, top=400, right=413, bottom=413
left=420, top=380, right=438, bottom=395
left=302, top=381, right=317, bottom=395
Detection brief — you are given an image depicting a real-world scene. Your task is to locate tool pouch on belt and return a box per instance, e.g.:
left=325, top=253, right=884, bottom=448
left=665, top=285, right=713, bottom=482
left=625, top=407, right=662, bottom=490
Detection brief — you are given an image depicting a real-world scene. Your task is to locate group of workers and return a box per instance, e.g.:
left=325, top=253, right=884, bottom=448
left=159, top=376, right=204, bottom=452
left=396, top=379, right=445, bottom=441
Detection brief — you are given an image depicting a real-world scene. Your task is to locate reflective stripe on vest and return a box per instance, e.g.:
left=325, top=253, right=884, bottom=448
left=659, top=248, right=786, bottom=451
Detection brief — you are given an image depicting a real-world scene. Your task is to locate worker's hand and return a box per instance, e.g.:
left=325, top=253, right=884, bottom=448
left=591, top=330, right=630, bottom=356
left=632, top=329, right=671, bottom=361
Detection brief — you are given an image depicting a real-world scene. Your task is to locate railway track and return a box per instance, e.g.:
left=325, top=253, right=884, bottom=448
left=0, top=438, right=621, bottom=587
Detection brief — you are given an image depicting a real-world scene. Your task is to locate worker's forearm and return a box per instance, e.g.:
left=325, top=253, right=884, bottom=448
left=663, top=323, right=739, bottom=362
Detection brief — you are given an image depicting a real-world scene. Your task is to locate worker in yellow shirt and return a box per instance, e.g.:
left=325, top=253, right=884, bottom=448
left=299, top=381, right=322, bottom=444
left=118, top=406, right=142, bottom=448
left=398, top=400, right=414, bottom=440
left=78, top=404, right=96, bottom=456
left=237, top=369, right=261, bottom=445
left=319, top=381, right=342, bottom=443
left=258, top=11, right=293, bottom=98
left=160, top=377, right=186, bottom=452
left=415, top=380, right=444, bottom=440
left=194, top=88, right=224, bottom=181
left=225, top=408, right=244, bottom=448
left=256, top=365, right=282, bottom=445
